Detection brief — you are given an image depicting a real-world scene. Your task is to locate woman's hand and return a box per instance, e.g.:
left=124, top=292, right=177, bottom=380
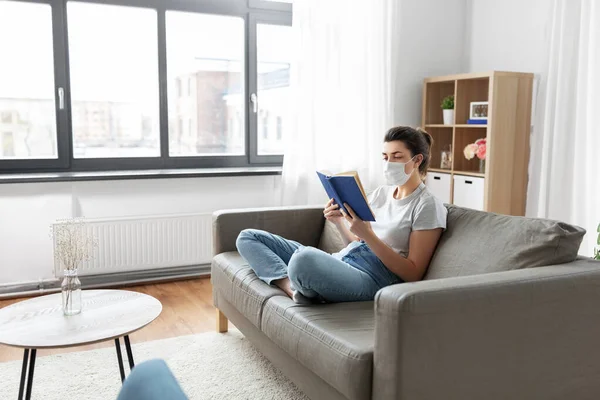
left=323, top=199, right=344, bottom=224
left=342, top=203, right=374, bottom=240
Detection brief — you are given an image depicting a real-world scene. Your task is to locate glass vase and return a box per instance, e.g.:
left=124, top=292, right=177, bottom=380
left=62, top=269, right=82, bottom=316
left=479, top=159, right=486, bottom=173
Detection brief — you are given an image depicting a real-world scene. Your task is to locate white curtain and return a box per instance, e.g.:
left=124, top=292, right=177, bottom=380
left=281, top=0, right=400, bottom=206
left=527, top=0, right=600, bottom=255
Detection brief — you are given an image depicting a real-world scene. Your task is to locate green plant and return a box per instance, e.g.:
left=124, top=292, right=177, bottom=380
left=595, top=223, right=600, bottom=260
left=441, top=95, right=454, bottom=110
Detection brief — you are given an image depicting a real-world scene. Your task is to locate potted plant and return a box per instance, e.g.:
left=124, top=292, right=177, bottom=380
left=441, top=95, right=454, bottom=125
left=463, top=138, right=487, bottom=173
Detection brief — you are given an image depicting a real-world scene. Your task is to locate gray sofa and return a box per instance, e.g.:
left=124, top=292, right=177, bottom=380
left=211, top=204, right=600, bottom=400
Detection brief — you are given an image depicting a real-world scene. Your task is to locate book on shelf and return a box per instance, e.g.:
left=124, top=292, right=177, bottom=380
left=467, top=119, right=487, bottom=125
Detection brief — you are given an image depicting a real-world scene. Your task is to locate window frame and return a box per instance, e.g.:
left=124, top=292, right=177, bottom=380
left=248, top=12, right=291, bottom=165
left=0, top=0, right=291, bottom=175
left=0, top=0, right=71, bottom=172
left=248, top=0, right=292, bottom=12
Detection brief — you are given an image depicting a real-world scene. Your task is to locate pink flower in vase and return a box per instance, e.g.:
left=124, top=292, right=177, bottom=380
left=475, top=138, right=487, bottom=160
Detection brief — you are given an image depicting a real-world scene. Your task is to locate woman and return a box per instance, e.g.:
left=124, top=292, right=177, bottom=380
left=236, top=126, right=447, bottom=304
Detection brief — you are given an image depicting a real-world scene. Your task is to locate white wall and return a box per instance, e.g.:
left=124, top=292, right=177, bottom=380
left=0, top=176, right=281, bottom=286
left=466, top=0, right=553, bottom=74
left=394, top=0, right=469, bottom=125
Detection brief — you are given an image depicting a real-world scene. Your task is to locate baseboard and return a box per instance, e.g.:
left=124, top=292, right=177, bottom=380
left=0, top=264, right=211, bottom=299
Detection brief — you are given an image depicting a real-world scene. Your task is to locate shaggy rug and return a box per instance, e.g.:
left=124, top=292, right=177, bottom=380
left=0, top=330, right=308, bottom=400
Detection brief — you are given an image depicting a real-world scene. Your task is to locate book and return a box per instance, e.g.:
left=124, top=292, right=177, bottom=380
left=467, top=119, right=487, bottom=125
left=316, top=170, right=376, bottom=221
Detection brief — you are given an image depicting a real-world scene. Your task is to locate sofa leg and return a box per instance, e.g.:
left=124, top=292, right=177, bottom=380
left=216, top=308, right=228, bottom=333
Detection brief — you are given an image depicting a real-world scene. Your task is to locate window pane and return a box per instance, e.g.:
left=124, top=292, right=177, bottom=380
left=166, top=12, right=245, bottom=157
left=0, top=1, right=57, bottom=160
left=67, top=2, right=160, bottom=158
left=257, top=24, right=291, bottom=155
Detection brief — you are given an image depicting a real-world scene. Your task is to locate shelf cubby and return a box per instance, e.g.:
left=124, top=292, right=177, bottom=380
left=453, top=128, right=487, bottom=174
left=455, top=78, right=489, bottom=125
left=424, top=81, right=455, bottom=125
left=427, top=127, right=453, bottom=171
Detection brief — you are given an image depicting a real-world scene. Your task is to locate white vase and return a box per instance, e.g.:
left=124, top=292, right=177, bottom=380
left=443, top=109, right=454, bottom=125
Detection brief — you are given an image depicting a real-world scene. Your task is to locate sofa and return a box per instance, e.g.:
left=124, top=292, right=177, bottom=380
left=211, top=204, right=600, bottom=400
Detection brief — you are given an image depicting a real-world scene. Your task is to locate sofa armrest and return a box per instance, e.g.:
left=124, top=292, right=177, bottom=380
left=373, top=258, right=600, bottom=400
left=212, top=206, right=325, bottom=255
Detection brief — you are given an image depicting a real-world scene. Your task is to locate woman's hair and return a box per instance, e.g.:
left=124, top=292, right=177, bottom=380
left=383, top=126, right=433, bottom=176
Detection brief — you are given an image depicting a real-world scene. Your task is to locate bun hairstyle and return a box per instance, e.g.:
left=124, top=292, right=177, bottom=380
left=383, top=126, right=434, bottom=176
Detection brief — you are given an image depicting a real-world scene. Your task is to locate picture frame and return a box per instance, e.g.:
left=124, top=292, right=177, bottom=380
left=469, top=101, right=489, bottom=120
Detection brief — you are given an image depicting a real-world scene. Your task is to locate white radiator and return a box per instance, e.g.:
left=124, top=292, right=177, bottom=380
left=53, top=214, right=213, bottom=277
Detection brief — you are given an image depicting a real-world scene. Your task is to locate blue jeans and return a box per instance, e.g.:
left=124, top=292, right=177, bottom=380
left=235, top=229, right=403, bottom=303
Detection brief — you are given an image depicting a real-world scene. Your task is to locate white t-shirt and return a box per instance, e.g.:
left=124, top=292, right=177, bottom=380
left=367, top=183, right=447, bottom=256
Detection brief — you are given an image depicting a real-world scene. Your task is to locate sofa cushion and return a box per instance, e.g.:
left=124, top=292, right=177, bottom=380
left=261, top=296, right=374, bottom=400
left=425, top=205, right=586, bottom=279
left=318, top=220, right=346, bottom=254
left=211, top=252, right=285, bottom=329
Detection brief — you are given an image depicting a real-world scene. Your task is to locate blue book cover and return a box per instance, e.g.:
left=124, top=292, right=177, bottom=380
left=467, top=119, right=487, bottom=125
left=316, top=171, right=376, bottom=221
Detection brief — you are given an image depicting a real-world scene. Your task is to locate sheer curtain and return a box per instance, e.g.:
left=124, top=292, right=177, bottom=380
left=527, top=0, right=600, bottom=255
left=280, top=0, right=400, bottom=206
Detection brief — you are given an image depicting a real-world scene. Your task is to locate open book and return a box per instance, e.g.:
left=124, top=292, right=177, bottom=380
left=316, top=171, right=376, bottom=221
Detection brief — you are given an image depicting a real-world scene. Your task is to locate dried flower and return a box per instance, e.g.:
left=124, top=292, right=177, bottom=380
left=49, top=218, right=98, bottom=271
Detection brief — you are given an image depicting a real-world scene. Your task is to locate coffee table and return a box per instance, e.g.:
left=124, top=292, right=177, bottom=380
left=0, top=289, right=162, bottom=400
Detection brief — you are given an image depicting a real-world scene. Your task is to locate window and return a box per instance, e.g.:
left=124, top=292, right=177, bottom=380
left=0, top=0, right=291, bottom=174
left=0, top=1, right=58, bottom=160
left=256, top=23, right=291, bottom=155
left=67, top=2, right=160, bottom=159
left=166, top=12, right=245, bottom=157
left=251, top=0, right=293, bottom=6
left=261, top=112, right=269, bottom=139
left=2, top=132, right=15, bottom=157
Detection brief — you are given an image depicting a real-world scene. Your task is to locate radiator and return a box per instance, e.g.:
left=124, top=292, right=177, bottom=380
left=53, top=214, right=213, bottom=277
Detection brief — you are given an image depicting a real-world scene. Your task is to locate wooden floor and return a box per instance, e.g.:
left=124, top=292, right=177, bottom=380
left=0, top=278, right=217, bottom=363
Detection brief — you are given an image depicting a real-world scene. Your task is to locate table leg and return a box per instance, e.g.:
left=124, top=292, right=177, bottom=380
left=114, top=338, right=126, bottom=383
left=123, top=335, right=135, bottom=370
left=24, top=349, right=36, bottom=400
left=17, top=349, right=37, bottom=400
left=18, top=349, right=29, bottom=400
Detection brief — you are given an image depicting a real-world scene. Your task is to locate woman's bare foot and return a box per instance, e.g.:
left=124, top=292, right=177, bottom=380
left=273, top=277, right=293, bottom=298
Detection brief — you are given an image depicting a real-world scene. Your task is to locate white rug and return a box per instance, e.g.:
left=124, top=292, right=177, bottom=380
left=0, top=330, right=309, bottom=400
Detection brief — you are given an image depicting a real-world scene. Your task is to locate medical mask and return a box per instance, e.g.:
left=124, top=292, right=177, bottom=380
left=383, top=157, right=416, bottom=186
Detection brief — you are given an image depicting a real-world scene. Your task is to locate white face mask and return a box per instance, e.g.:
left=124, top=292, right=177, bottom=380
left=383, top=157, right=416, bottom=186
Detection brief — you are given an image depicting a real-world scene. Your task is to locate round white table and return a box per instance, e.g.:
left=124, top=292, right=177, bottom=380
left=0, top=289, right=162, bottom=400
